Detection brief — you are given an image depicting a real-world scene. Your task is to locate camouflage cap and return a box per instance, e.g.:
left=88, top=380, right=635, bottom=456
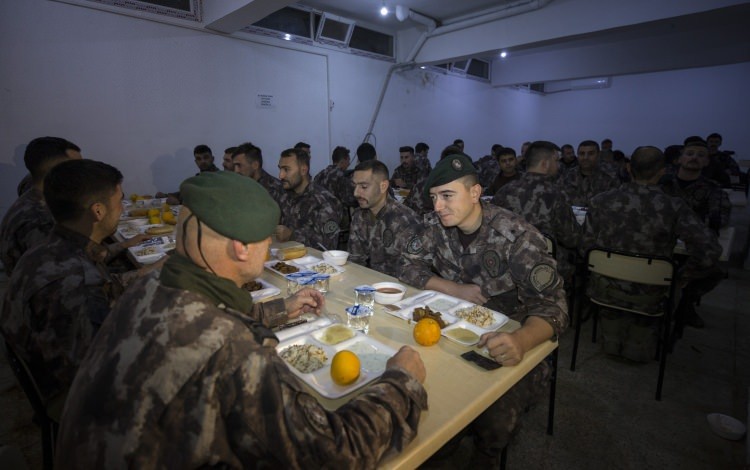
left=423, top=154, right=477, bottom=197
left=180, top=171, right=280, bottom=243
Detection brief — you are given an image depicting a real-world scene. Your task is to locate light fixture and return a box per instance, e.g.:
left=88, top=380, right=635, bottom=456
left=419, top=66, right=426, bottom=69
left=500, top=51, right=508, bottom=58
left=283, top=34, right=291, bottom=41
left=380, top=2, right=389, bottom=16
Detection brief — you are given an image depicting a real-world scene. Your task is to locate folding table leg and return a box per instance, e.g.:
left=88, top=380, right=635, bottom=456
left=547, top=348, right=558, bottom=435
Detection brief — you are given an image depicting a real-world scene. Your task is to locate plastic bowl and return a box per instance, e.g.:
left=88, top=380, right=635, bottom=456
left=372, top=282, right=406, bottom=304
left=322, top=250, right=349, bottom=266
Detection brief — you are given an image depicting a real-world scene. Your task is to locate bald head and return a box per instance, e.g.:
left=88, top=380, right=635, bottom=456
left=630, top=146, right=665, bottom=182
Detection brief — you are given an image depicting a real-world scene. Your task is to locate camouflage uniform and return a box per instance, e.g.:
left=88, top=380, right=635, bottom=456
left=391, top=164, right=421, bottom=189
left=16, top=173, right=33, bottom=196
left=0, top=188, right=55, bottom=275
left=348, top=197, right=421, bottom=278
left=717, top=152, right=741, bottom=177
left=560, top=166, right=620, bottom=206
left=492, top=172, right=581, bottom=281
left=582, top=183, right=722, bottom=360
left=401, top=201, right=567, bottom=455
left=314, top=165, right=357, bottom=208
left=485, top=171, right=521, bottom=197
left=414, top=154, right=432, bottom=178
left=659, top=174, right=731, bottom=229
left=279, top=182, right=342, bottom=249
left=403, top=171, right=432, bottom=216
left=474, top=155, right=500, bottom=189
left=257, top=169, right=284, bottom=204
left=0, top=225, right=124, bottom=408
left=55, top=271, right=427, bottom=469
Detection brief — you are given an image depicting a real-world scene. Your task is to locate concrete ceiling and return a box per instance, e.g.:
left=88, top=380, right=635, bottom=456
left=205, top=0, right=750, bottom=86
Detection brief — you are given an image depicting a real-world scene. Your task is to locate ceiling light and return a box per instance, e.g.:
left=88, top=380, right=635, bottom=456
left=380, top=5, right=389, bottom=16
left=420, top=66, right=426, bottom=69
left=500, top=51, right=508, bottom=58
left=283, top=34, right=291, bottom=41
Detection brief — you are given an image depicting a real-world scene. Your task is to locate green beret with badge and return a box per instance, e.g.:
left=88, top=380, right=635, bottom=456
left=423, top=154, right=478, bottom=197
left=180, top=171, right=280, bottom=243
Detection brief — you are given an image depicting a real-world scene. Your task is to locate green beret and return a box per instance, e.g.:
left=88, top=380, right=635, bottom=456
left=180, top=172, right=280, bottom=243
left=423, top=154, right=477, bottom=197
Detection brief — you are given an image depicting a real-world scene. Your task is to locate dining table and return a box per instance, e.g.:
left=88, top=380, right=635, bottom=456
left=262, top=246, right=558, bottom=469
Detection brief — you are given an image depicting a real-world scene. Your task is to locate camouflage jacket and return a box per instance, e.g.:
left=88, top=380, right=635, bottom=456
left=716, top=152, right=741, bottom=177
left=403, top=171, right=432, bottom=216
left=659, top=174, right=731, bottom=229
left=55, top=274, right=427, bottom=469
left=391, top=164, right=421, bottom=190
left=474, top=155, right=500, bottom=189
left=560, top=166, right=620, bottom=206
left=0, top=225, right=123, bottom=404
left=258, top=169, right=284, bottom=204
left=16, top=173, right=33, bottom=196
left=486, top=171, right=521, bottom=197
left=314, top=165, right=357, bottom=207
left=414, top=154, right=432, bottom=178
left=0, top=188, right=55, bottom=275
left=348, top=198, right=421, bottom=278
left=491, top=172, right=581, bottom=250
left=279, top=181, right=342, bottom=249
left=400, top=202, right=568, bottom=336
left=582, top=183, right=722, bottom=313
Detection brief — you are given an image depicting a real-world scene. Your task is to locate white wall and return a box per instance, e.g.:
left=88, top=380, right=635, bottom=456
left=1, top=0, right=749, bottom=218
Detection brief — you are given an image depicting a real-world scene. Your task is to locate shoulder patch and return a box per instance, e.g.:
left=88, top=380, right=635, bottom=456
left=406, top=235, right=423, bottom=254
left=323, top=220, right=339, bottom=234
left=481, top=250, right=501, bottom=277
left=529, top=264, right=557, bottom=292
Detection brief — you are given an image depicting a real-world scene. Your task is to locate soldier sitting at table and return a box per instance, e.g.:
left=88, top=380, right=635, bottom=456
left=401, top=154, right=567, bottom=466
left=232, top=142, right=284, bottom=204
left=582, top=146, right=722, bottom=359
left=492, top=141, right=581, bottom=285
left=1, top=159, right=159, bottom=420
left=485, top=146, right=522, bottom=196
left=560, top=139, right=619, bottom=206
left=275, top=148, right=343, bottom=250
left=349, top=160, right=421, bottom=278
left=660, top=136, right=731, bottom=232
left=54, top=171, right=428, bottom=468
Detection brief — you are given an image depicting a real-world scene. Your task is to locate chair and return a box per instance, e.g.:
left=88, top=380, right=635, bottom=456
left=539, top=233, right=559, bottom=435
left=569, top=248, right=677, bottom=401
left=1, top=336, right=60, bottom=470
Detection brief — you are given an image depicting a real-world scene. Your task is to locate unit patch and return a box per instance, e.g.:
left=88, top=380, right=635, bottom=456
left=481, top=250, right=501, bottom=277
left=323, top=220, right=339, bottom=234
left=406, top=235, right=423, bottom=254
left=529, top=264, right=557, bottom=292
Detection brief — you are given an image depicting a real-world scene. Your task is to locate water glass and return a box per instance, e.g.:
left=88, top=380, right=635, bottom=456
left=354, top=285, right=375, bottom=309
left=346, top=305, right=373, bottom=334
left=313, top=274, right=330, bottom=294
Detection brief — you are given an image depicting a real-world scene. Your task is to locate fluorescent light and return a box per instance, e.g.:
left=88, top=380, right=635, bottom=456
left=500, top=51, right=508, bottom=58
left=283, top=34, right=291, bottom=41
left=420, top=66, right=426, bottom=69
left=380, top=5, right=389, bottom=16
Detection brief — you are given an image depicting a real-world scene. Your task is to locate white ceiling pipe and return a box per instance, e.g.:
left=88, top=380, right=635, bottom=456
left=433, top=0, right=553, bottom=37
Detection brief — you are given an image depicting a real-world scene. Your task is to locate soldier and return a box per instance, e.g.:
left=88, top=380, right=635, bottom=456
left=222, top=146, right=237, bottom=171
left=1, top=159, right=157, bottom=417
left=560, top=139, right=620, bottom=206
left=313, top=145, right=358, bottom=208
left=404, top=144, right=465, bottom=216
left=582, top=147, right=722, bottom=355
left=193, top=144, right=220, bottom=173
left=355, top=142, right=377, bottom=163
left=232, top=142, right=284, bottom=203
left=401, top=154, right=567, bottom=465
left=55, top=171, right=427, bottom=468
left=706, top=132, right=740, bottom=181
left=660, top=137, right=731, bottom=231
left=1, top=137, right=70, bottom=275
left=294, top=141, right=311, bottom=159
left=473, top=144, right=502, bottom=189
left=348, top=160, right=421, bottom=278
left=492, top=141, right=581, bottom=283
left=276, top=148, right=342, bottom=249
left=559, top=143, right=578, bottom=171
left=391, top=146, right=421, bottom=189
left=16, top=137, right=82, bottom=196
left=485, top=147, right=521, bottom=196
left=414, top=142, right=432, bottom=177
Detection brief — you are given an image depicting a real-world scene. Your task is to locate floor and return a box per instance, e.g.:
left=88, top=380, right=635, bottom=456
left=1, top=207, right=748, bottom=469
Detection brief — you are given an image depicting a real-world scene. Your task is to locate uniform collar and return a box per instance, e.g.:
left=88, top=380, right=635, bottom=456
left=53, top=224, right=110, bottom=264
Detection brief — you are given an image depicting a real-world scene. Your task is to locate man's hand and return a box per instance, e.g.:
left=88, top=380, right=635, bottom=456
left=477, top=331, right=525, bottom=366
left=424, top=277, right=488, bottom=305
left=121, top=234, right=152, bottom=249
left=386, top=346, right=426, bottom=384
left=284, top=288, right=325, bottom=319
left=275, top=225, right=293, bottom=242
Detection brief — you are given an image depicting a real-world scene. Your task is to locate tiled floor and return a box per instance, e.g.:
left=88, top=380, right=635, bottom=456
left=1, top=206, right=748, bottom=469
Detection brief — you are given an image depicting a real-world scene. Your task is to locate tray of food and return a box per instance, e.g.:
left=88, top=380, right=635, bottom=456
left=242, top=278, right=281, bottom=302
left=264, top=258, right=343, bottom=277
left=276, top=324, right=396, bottom=400
left=385, top=292, right=509, bottom=345
left=264, top=260, right=302, bottom=276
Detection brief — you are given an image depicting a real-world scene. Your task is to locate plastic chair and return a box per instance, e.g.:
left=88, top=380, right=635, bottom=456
left=569, top=248, right=677, bottom=401
left=539, top=233, right=558, bottom=435
left=1, top=336, right=60, bottom=470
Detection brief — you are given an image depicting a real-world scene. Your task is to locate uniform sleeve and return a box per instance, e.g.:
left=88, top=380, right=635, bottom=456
left=708, top=187, right=731, bottom=228
left=506, top=230, right=569, bottom=338
left=227, top=349, right=427, bottom=469
left=347, top=212, right=368, bottom=266
left=674, top=204, right=722, bottom=281
left=399, top=222, right=437, bottom=289
left=251, top=298, right=288, bottom=328
left=553, top=193, right=582, bottom=250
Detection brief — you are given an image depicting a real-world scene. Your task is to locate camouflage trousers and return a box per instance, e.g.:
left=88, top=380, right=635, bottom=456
left=597, top=308, right=658, bottom=363
left=471, top=359, right=551, bottom=456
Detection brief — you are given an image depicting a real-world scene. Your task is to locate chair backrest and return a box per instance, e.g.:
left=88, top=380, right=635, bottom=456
left=587, top=248, right=674, bottom=286
left=2, top=336, right=48, bottom=416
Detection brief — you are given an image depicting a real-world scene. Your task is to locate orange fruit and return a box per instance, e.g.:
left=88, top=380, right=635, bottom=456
left=330, top=350, right=360, bottom=386
left=413, top=318, right=441, bottom=346
left=147, top=208, right=160, bottom=217
left=148, top=215, right=161, bottom=225
left=162, top=211, right=176, bottom=225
